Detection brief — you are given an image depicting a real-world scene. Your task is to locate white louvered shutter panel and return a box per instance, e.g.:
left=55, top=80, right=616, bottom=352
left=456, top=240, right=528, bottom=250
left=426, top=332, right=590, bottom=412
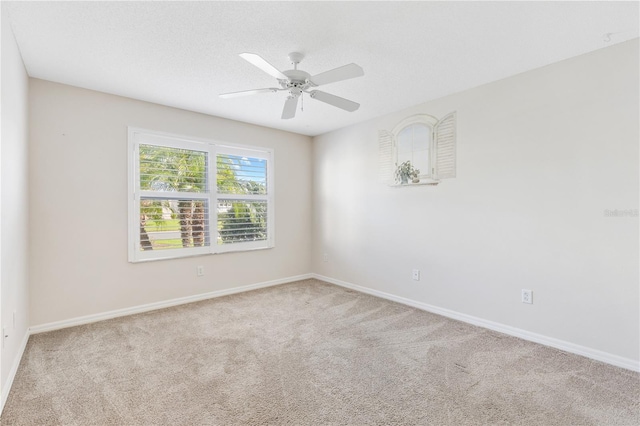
left=378, top=130, right=394, bottom=184
left=434, top=112, right=456, bottom=179
left=134, top=141, right=211, bottom=261
left=216, top=148, right=272, bottom=252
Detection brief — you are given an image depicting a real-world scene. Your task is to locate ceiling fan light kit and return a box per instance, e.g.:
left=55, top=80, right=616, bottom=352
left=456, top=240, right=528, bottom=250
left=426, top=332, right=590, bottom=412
left=220, top=52, right=364, bottom=119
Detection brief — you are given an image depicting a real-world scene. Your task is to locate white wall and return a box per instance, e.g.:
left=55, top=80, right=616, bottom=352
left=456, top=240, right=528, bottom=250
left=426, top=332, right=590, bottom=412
left=0, top=4, right=30, bottom=400
left=29, top=79, right=312, bottom=327
left=312, top=40, right=639, bottom=364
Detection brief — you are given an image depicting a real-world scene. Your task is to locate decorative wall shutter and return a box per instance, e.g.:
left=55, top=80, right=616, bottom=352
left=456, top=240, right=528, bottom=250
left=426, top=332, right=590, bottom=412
left=378, top=129, right=394, bottom=184
left=434, top=112, right=456, bottom=179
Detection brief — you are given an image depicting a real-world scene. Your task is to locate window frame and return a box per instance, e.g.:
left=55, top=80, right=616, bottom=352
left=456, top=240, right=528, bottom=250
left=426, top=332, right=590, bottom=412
left=215, top=144, right=272, bottom=254
left=128, top=127, right=274, bottom=263
left=380, top=112, right=456, bottom=186
left=391, top=114, right=439, bottom=183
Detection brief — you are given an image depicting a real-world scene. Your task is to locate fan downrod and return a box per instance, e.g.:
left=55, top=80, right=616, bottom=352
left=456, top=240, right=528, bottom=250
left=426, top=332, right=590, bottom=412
left=281, top=52, right=310, bottom=94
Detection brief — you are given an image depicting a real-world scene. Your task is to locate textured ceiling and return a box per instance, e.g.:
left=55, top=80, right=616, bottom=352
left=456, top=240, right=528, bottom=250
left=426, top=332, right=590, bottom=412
left=4, top=1, right=639, bottom=137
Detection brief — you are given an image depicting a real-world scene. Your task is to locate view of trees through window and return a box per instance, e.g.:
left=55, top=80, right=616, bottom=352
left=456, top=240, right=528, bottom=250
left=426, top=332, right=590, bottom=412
left=139, top=145, right=268, bottom=251
left=216, top=153, right=268, bottom=245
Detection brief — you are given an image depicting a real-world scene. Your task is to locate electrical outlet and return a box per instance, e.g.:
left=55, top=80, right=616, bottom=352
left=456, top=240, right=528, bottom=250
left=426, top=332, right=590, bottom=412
left=522, top=289, right=533, bottom=304
left=197, top=266, right=204, bottom=277
left=323, top=253, right=329, bottom=263
left=412, top=269, right=420, bottom=281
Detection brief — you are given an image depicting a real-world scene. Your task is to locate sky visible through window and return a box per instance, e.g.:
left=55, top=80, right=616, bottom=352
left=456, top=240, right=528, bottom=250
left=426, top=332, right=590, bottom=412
left=218, top=154, right=266, bottom=186
left=234, top=155, right=266, bottom=183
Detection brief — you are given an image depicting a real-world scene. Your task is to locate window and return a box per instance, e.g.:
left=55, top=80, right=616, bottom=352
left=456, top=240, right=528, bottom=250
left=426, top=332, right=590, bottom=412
left=396, top=122, right=432, bottom=181
left=128, top=128, right=274, bottom=262
left=379, top=112, right=456, bottom=185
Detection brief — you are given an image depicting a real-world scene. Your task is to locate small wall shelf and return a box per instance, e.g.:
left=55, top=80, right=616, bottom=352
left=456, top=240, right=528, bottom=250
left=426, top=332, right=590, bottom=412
left=390, top=180, right=440, bottom=187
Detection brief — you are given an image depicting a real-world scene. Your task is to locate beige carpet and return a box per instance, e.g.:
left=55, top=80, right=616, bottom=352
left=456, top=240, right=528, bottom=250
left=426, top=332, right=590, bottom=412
left=2, top=279, right=639, bottom=425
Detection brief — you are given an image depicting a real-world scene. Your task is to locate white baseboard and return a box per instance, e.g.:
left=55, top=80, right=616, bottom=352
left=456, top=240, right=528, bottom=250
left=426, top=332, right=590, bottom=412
left=30, top=273, right=313, bottom=335
left=1, top=330, right=29, bottom=413
left=313, top=273, right=640, bottom=373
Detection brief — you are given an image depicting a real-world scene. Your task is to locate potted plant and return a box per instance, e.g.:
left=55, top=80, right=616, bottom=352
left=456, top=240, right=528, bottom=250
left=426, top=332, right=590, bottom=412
left=394, top=161, right=420, bottom=184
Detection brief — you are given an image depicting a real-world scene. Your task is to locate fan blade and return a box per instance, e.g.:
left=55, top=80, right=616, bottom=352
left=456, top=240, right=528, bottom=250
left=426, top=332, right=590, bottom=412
left=309, top=63, right=364, bottom=86
left=281, top=96, right=299, bottom=119
left=240, top=53, right=288, bottom=80
left=219, top=88, right=280, bottom=99
left=309, top=90, right=360, bottom=112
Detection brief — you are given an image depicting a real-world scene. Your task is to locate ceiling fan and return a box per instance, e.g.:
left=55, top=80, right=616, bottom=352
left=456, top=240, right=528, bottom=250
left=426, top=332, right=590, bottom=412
left=220, top=52, right=364, bottom=119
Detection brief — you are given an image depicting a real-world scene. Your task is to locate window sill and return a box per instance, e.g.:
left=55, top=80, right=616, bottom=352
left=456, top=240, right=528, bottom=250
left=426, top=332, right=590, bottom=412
left=129, top=244, right=274, bottom=263
left=390, top=179, right=440, bottom=187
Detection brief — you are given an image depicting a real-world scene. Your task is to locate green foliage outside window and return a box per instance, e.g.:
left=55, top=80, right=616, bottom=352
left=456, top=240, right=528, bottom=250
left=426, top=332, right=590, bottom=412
left=139, top=145, right=267, bottom=250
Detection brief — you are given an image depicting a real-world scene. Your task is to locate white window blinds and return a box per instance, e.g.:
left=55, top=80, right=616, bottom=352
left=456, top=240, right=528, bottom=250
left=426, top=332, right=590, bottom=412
left=215, top=149, right=270, bottom=252
left=138, top=144, right=211, bottom=253
left=129, top=129, right=274, bottom=262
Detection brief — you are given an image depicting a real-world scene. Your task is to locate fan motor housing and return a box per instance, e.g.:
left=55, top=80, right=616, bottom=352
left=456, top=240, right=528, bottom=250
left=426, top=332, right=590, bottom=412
left=282, top=69, right=310, bottom=84
left=280, top=70, right=311, bottom=95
